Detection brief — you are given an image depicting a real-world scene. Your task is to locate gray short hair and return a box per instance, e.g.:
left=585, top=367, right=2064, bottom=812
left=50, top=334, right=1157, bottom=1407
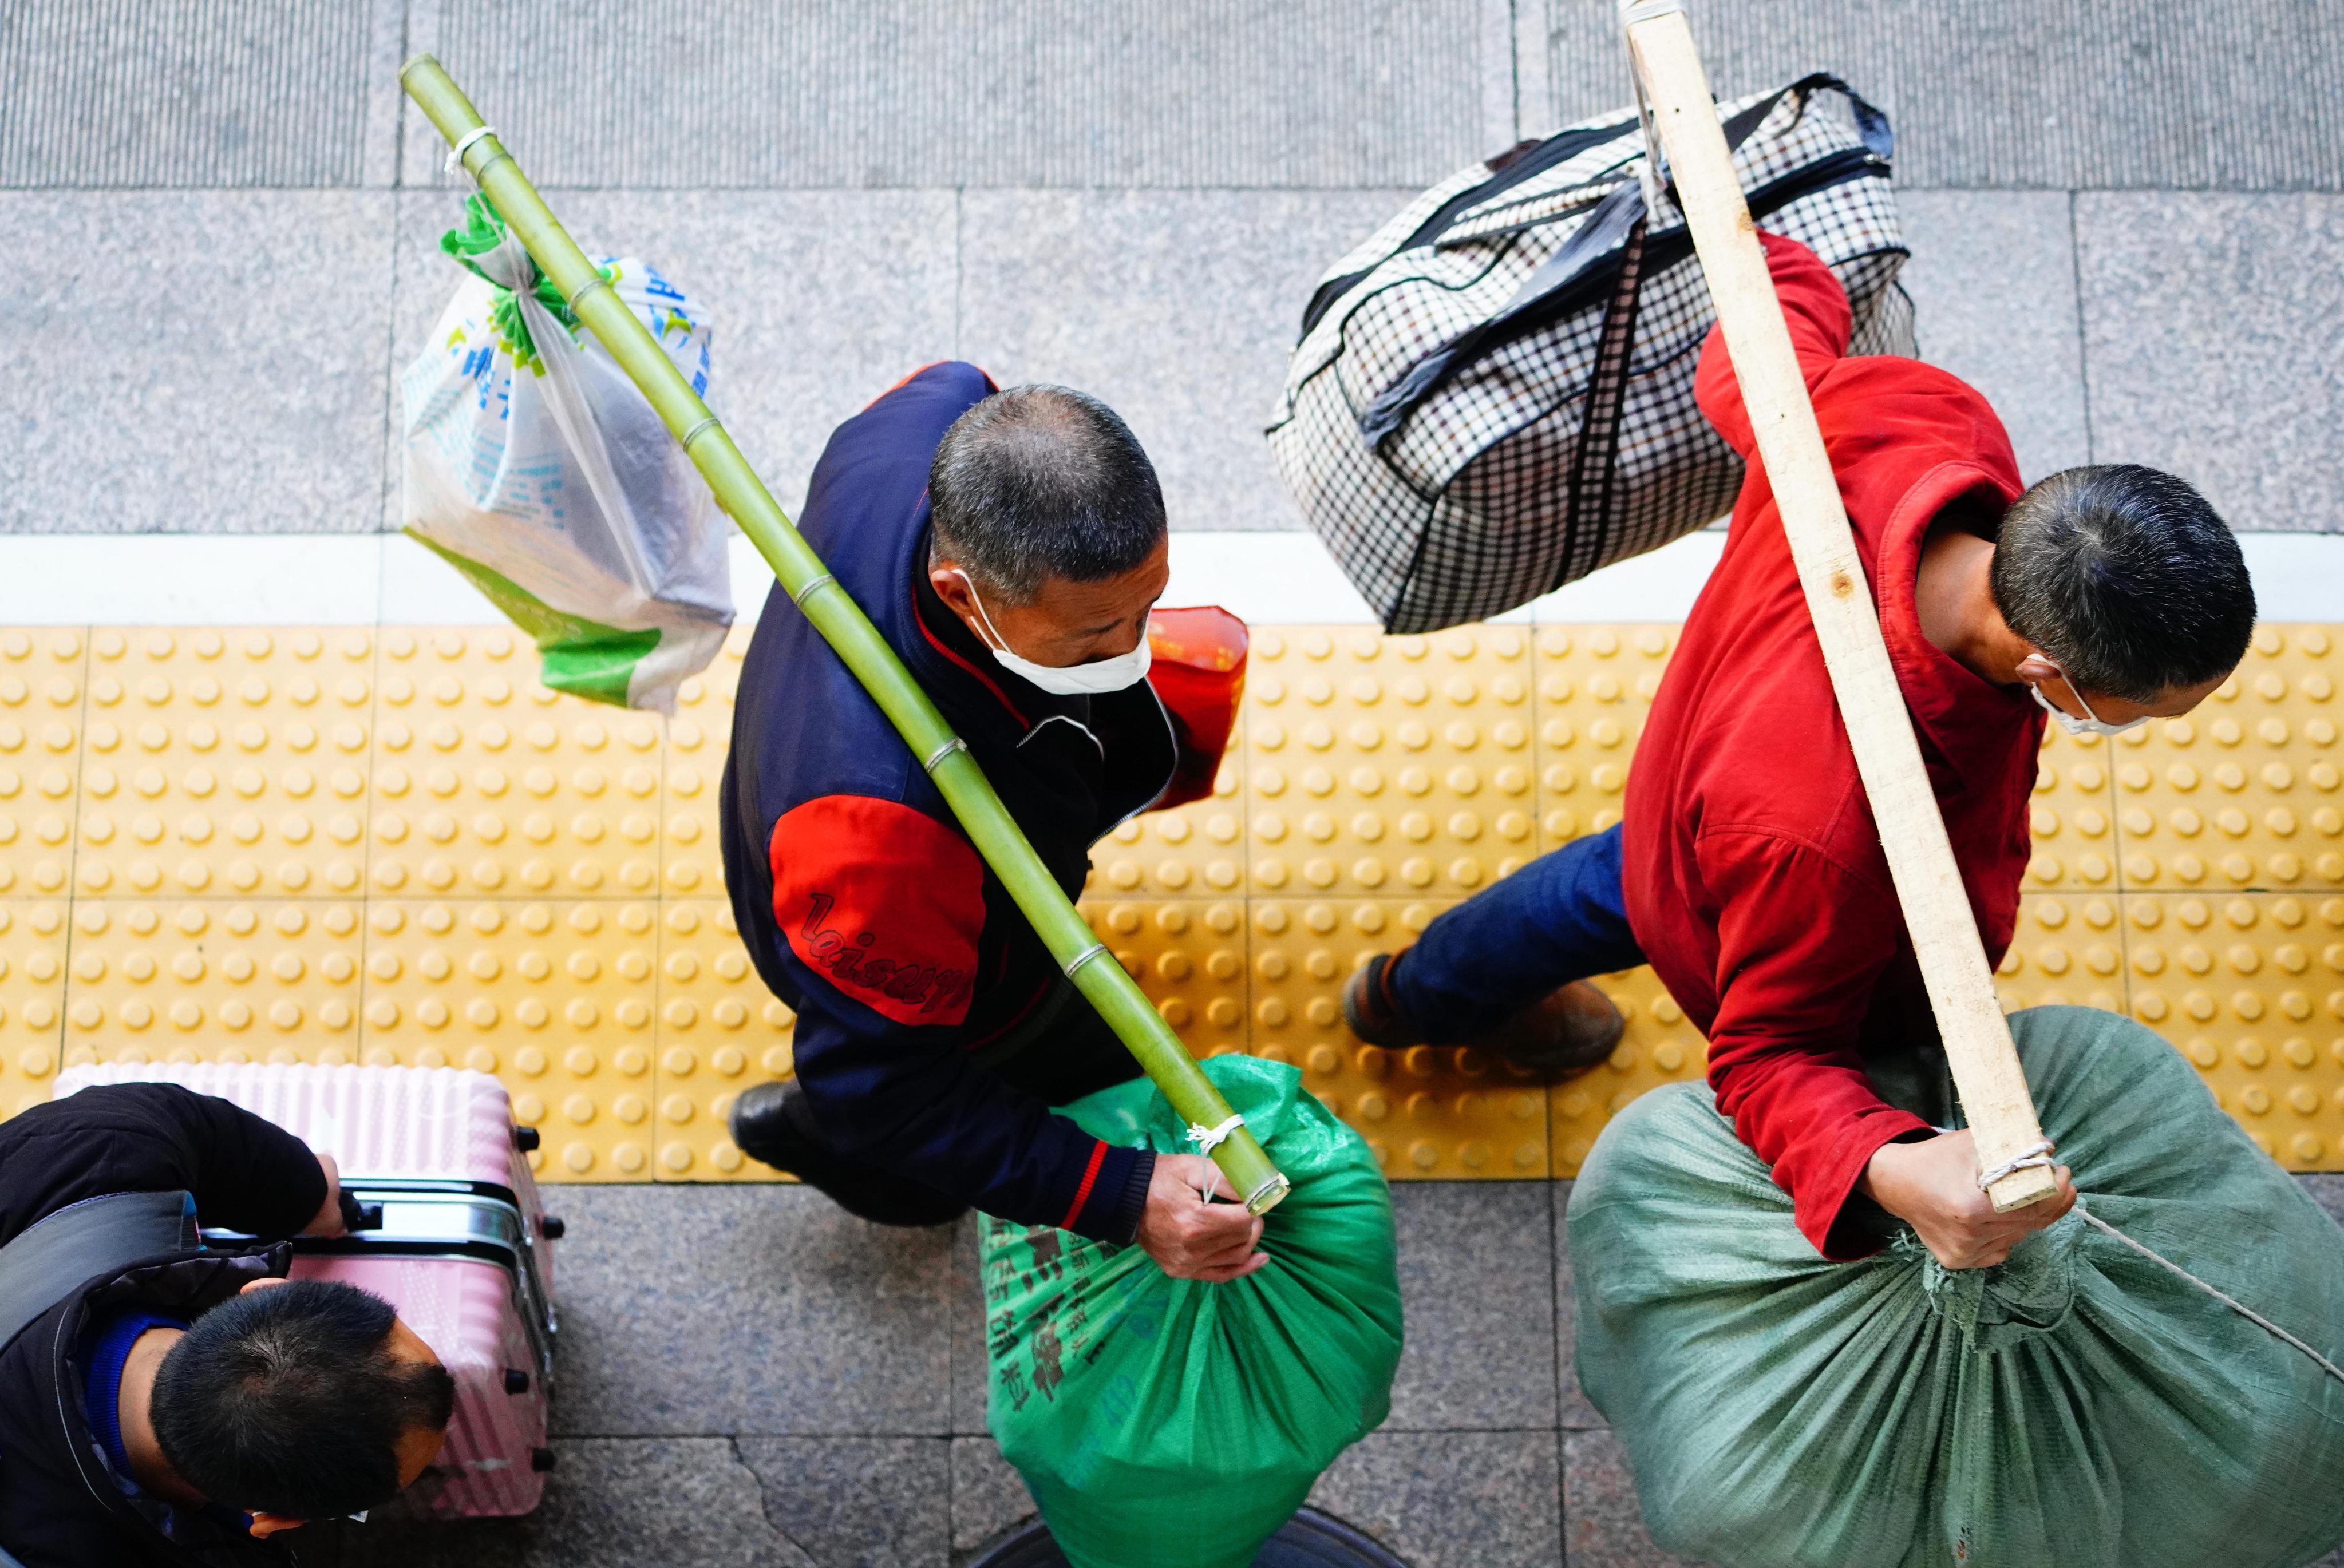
left=927, top=385, right=1165, bottom=604
left=1989, top=464, right=2254, bottom=703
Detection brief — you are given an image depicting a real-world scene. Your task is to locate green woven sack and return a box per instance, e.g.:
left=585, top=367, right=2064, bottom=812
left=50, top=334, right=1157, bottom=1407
left=983, top=1055, right=1404, bottom=1568
left=1571, top=1005, right=2344, bottom=1568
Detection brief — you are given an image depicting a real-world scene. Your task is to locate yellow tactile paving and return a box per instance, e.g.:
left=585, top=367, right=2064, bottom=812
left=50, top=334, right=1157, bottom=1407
left=76, top=629, right=377, bottom=901
left=1247, top=898, right=1549, bottom=1180
left=1533, top=625, right=1667, bottom=850
left=653, top=898, right=796, bottom=1181
left=60, top=901, right=365, bottom=1064
left=2107, top=627, right=2344, bottom=893
left=2022, top=729, right=2125, bottom=893
left=0, top=902, right=68, bottom=1116
left=1082, top=898, right=1251, bottom=1054
left=1551, top=967, right=1706, bottom=1174
left=661, top=625, right=746, bottom=901
left=369, top=629, right=666, bottom=901
left=10, top=622, right=2344, bottom=1181
left=0, top=630, right=89, bottom=900
left=1994, top=893, right=2132, bottom=1017
left=1086, top=763, right=1250, bottom=899
left=1246, top=627, right=1540, bottom=900
left=363, top=899, right=661, bottom=1180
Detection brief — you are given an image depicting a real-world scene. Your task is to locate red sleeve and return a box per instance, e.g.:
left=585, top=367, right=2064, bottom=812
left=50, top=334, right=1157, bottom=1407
left=1697, top=827, right=1932, bottom=1259
left=1144, top=606, right=1248, bottom=810
left=1693, top=231, right=1855, bottom=459
left=770, top=796, right=984, bottom=1027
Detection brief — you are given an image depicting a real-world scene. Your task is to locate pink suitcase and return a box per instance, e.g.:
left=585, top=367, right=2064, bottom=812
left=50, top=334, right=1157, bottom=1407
left=52, top=1063, right=562, bottom=1517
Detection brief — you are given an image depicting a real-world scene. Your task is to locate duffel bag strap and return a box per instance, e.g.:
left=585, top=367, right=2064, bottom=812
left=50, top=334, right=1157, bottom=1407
left=1356, top=73, right=1886, bottom=450
left=1552, top=215, right=1650, bottom=590
left=1359, top=176, right=1645, bottom=446
left=0, top=1190, right=197, bottom=1357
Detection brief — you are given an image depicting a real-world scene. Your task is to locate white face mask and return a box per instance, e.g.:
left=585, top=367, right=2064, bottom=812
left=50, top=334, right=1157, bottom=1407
left=2027, top=660, right=2149, bottom=738
left=950, top=571, right=1153, bottom=697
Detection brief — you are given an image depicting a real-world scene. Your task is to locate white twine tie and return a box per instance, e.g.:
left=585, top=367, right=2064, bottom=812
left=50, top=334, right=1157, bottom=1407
left=1186, top=1114, right=1244, bottom=1157
left=444, top=123, right=496, bottom=175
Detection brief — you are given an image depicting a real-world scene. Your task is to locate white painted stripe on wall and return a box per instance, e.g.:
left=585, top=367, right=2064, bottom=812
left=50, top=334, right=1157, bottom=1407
left=0, top=528, right=2333, bottom=627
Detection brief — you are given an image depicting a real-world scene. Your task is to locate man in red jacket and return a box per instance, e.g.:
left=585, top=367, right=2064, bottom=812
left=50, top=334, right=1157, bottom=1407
left=1346, top=232, right=2257, bottom=1269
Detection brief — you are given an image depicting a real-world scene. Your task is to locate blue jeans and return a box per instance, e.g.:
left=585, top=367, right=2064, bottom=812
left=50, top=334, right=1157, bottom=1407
left=1387, top=825, right=1646, bottom=1043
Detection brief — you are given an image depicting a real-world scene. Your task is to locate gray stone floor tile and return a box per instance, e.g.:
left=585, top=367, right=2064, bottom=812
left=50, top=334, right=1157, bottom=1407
left=1386, top=1181, right=1558, bottom=1430
left=1564, top=1428, right=1705, bottom=1568
left=1308, top=1429, right=1563, bottom=1568
left=1538, top=0, right=2344, bottom=191
left=544, top=1186, right=955, bottom=1438
left=1896, top=191, right=2089, bottom=483
left=385, top=187, right=957, bottom=532
left=958, top=190, right=1409, bottom=534
left=950, top=1436, right=1038, bottom=1559
left=737, top=1438, right=952, bottom=1567
left=329, top=1437, right=814, bottom=1567
left=0, top=0, right=378, bottom=187
left=401, top=0, right=1485, bottom=190
left=2077, top=193, right=2344, bottom=534
left=0, top=191, right=396, bottom=536
left=1551, top=1178, right=1603, bottom=1430
left=2302, top=1174, right=2344, bottom=1230
left=949, top=1212, right=991, bottom=1436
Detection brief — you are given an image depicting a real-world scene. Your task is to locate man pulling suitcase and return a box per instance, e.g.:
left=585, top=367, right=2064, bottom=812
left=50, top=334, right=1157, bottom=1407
left=0, top=1083, right=454, bottom=1566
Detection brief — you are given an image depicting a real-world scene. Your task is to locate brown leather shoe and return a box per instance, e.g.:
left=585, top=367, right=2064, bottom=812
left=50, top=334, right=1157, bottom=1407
left=1465, top=980, right=1625, bottom=1082
left=1345, top=957, right=1624, bottom=1082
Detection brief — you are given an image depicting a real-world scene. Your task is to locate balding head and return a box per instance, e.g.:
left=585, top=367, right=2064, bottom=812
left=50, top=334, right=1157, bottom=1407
left=927, top=385, right=1165, bottom=606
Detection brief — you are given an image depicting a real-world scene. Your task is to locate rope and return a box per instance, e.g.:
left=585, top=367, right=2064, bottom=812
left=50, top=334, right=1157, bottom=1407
left=2072, top=1200, right=2344, bottom=1387
left=443, top=123, right=496, bottom=175
left=1970, top=1143, right=2344, bottom=1384
left=1975, top=1138, right=2058, bottom=1192
left=1186, top=1114, right=1245, bottom=1157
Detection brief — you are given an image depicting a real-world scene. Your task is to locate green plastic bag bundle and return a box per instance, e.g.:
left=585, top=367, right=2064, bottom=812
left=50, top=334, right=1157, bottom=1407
left=983, top=1055, right=1404, bottom=1568
left=1571, top=1006, right=2344, bottom=1568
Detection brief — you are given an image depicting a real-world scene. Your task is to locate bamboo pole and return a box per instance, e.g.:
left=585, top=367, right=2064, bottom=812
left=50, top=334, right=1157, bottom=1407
left=1619, top=3, right=2059, bottom=1212
left=398, top=56, right=1290, bottom=1216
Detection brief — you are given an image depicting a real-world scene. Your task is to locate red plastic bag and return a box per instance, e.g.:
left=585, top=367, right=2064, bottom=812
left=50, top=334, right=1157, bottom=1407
left=1145, top=606, right=1247, bottom=809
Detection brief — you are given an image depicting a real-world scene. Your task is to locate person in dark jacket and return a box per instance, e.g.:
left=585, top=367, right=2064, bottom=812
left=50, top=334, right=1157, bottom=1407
left=0, top=1083, right=454, bottom=1567
left=722, top=365, right=1280, bottom=1280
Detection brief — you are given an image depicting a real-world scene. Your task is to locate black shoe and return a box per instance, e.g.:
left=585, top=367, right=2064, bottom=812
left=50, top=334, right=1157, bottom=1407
left=728, top=1080, right=969, bottom=1228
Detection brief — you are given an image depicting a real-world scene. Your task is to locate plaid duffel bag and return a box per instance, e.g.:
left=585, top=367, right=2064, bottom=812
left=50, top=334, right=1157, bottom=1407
left=1266, top=75, right=1915, bottom=634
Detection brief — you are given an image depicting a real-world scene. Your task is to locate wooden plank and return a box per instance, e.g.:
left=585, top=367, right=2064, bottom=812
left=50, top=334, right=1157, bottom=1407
left=1622, top=2, right=2059, bottom=1211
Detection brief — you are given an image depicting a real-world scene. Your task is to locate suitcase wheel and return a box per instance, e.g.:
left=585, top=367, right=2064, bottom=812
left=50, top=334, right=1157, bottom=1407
left=504, top=1368, right=532, bottom=1395
left=531, top=1448, right=558, bottom=1472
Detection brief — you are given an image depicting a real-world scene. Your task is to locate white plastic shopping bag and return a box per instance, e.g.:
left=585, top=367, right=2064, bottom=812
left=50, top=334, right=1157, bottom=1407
left=401, top=195, right=732, bottom=712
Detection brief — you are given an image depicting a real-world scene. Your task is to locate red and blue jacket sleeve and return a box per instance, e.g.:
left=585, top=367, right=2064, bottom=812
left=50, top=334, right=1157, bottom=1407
left=767, top=794, right=1152, bottom=1242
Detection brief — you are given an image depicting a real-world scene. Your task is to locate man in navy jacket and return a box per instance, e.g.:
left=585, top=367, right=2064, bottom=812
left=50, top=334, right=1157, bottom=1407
left=722, top=365, right=1262, bottom=1282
